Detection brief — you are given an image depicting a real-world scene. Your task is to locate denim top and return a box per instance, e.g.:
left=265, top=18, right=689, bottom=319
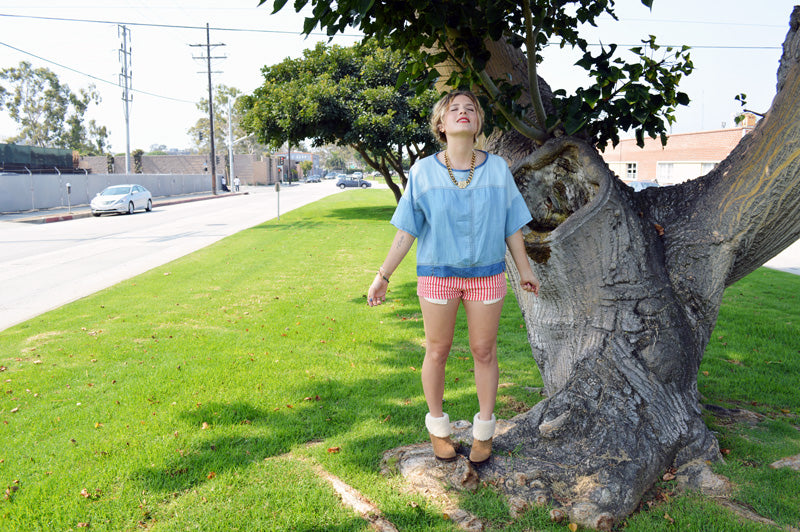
left=390, top=151, right=532, bottom=278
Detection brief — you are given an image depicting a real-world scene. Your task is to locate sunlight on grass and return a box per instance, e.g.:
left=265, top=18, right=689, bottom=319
left=1, top=189, right=798, bottom=530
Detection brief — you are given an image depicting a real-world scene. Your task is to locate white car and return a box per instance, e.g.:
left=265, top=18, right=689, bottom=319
left=91, top=184, right=153, bottom=216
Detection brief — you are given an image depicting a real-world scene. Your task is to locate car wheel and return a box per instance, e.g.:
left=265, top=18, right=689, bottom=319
left=146, top=199, right=152, bottom=212
left=127, top=201, right=134, bottom=214
left=92, top=212, right=100, bottom=217
left=360, top=183, right=368, bottom=188
left=338, top=184, right=346, bottom=189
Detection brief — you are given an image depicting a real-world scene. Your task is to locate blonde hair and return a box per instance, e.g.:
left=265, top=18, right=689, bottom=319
left=430, top=90, right=484, bottom=145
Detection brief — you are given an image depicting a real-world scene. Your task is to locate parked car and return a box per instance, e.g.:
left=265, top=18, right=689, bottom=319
left=336, top=177, right=372, bottom=189
left=91, top=184, right=152, bottom=216
left=351, top=171, right=363, bottom=178
left=306, top=175, right=321, bottom=183
left=627, top=180, right=659, bottom=192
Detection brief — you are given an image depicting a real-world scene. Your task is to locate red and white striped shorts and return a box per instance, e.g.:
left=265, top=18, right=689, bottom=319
left=417, top=273, right=507, bottom=305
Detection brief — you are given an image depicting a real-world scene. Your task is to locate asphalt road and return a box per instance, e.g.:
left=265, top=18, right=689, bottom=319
left=0, top=181, right=345, bottom=332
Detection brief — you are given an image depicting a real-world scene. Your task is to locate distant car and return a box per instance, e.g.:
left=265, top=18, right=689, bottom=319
left=91, top=184, right=152, bottom=216
left=351, top=171, right=363, bottom=178
left=306, top=175, right=321, bottom=183
left=627, top=180, right=659, bottom=192
left=336, top=177, right=372, bottom=189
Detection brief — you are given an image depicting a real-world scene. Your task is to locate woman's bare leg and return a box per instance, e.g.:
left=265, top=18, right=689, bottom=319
left=463, top=299, right=504, bottom=421
left=419, top=297, right=460, bottom=417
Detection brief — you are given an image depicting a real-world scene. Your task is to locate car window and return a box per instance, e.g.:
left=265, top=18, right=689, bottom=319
left=103, top=186, right=130, bottom=195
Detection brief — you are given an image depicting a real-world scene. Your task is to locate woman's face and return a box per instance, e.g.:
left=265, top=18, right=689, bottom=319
left=440, top=95, right=479, bottom=141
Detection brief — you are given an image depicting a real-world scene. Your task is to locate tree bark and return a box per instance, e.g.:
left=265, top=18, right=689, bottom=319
left=386, top=7, right=800, bottom=530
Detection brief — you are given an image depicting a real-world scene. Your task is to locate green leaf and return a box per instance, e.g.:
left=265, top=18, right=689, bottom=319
left=357, top=0, right=374, bottom=17
left=271, top=0, right=289, bottom=14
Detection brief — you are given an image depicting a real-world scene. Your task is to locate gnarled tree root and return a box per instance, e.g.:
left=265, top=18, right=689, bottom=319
left=383, top=355, right=730, bottom=530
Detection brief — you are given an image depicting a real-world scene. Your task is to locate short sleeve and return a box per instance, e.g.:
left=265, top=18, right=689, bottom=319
left=390, top=168, right=424, bottom=237
left=503, top=165, right=532, bottom=238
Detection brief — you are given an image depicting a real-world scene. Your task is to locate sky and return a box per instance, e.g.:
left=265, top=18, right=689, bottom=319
left=0, top=1, right=797, bottom=153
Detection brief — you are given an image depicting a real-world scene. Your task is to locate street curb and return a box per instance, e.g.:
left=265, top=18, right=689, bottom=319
left=10, top=191, right=248, bottom=224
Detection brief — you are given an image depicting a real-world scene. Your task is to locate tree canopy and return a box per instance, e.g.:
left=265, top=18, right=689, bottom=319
left=239, top=40, right=440, bottom=201
left=264, top=0, right=693, bottom=150
left=0, top=61, right=109, bottom=154
left=187, top=84, right=264, bottom=156
left=259, top=2, right=800, bottom=530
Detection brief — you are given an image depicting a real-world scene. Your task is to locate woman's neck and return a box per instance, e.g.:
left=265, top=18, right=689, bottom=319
left=444, top=141, right=475, bottom=170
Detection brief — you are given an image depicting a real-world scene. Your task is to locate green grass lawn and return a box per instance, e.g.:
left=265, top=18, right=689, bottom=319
left=1, top=189, right=798, bottom=531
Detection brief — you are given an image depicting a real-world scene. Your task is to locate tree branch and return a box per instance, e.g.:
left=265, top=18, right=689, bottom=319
left=355, top=144, right=403, bottom=202
left=476, top=70, right=549, bottom=142
left=522, top=0, right=547, bottom=130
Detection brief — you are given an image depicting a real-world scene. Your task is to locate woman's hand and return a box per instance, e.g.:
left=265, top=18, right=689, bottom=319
left=506, top=230, right=540, bottom=296
left=367, top=274, right=388, bottom=306
left=519, top=272, right=540, bottom=296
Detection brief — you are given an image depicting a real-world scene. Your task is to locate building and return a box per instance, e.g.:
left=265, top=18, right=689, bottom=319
left=78, top=153, right=282, bottom=185
left=601, top=113, right=758, bottom=186
left=272, top=151, right=322, bottom=178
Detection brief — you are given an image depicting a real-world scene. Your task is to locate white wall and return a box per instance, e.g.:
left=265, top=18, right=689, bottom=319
left=0, top=173, right=212, bottom=213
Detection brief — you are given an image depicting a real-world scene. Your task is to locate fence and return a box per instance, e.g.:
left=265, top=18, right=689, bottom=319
left=0, top=173, right=215, bottom=213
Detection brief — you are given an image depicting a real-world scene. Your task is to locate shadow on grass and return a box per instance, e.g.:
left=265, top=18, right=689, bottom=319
left=328, top=205, right=396, bottom=222
left=251, top=220, right=332, bottom=231
left=132, top=367, right=430, bottom=494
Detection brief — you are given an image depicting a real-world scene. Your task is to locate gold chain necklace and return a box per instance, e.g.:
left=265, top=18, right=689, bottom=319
left=444, top=150, right=476, bottom=189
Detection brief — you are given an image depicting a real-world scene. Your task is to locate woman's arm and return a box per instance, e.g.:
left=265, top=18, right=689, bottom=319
left=367, top=229, right=416, bottom=306
left=506, top=229, right=540, bottom=296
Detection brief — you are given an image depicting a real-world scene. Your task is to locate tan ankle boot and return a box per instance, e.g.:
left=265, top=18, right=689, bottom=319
left=469, top=413, right=496, bottom=464
left=469, top=438, right=493, bottom=464
left=426, top=413, right=457, bottom=461
left=429, top=434, right=457, bottom=461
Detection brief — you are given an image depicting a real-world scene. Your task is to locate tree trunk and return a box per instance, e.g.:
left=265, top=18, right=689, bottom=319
left=385, top=7, right=800, bottom=530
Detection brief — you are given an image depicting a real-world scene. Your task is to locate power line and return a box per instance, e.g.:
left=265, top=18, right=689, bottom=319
left=0, top=12, right=364, bottom=37
left=0, top=40, right=196, bottom=103
left=0, top=12, right=782, bottom=50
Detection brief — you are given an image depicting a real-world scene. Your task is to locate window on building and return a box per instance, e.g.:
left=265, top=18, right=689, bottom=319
left=657, top=163, right=673, bottom=181
left=626, top=162, right=637, bottom=180
left=701, top=162, right=716, bottom=174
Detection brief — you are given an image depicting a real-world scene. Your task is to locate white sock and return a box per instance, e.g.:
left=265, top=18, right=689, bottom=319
left=425, top=412, right=452, bottom=438
left=472, top=413, right=496, bottom=441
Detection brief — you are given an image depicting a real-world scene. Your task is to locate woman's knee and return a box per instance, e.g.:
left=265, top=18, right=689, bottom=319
left=424, top=344, right=451, bottom=366
left=471, top=343, right=497, bottom=366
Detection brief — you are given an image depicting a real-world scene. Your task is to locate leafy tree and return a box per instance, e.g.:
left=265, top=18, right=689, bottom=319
left=239, top=40, right=440, bottom=202
left=298, top=159, right=313, bottom=176
left=132, top=148, right=144, bottom=174
left=0, top=61, right=109, bottom=153
left=324, top=148, right=347, bottom=171
left=188, top=84, right=264, bottom=156
left=267, top=0, right=800, bottom=529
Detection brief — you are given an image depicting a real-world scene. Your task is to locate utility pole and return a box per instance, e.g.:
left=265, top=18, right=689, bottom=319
left=191, top=24, right=225, bottom=194
left=227, top=99, right=234, bottom=189
left=118, top=25, right=133, bottom=174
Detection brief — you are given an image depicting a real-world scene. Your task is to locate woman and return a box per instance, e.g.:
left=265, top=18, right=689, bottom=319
left=367, top=90, right=539, bottom=464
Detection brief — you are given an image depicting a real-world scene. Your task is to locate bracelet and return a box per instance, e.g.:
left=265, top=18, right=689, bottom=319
left=378, top=267, right=390, bottom=283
